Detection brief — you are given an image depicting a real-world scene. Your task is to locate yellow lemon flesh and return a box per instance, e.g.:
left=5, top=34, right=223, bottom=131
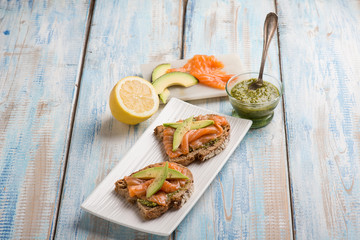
left=109, top=76, right=159, bottom=125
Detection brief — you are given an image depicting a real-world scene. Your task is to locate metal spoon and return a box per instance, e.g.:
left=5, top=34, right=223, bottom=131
left=249, top=12, right=278, bottom=90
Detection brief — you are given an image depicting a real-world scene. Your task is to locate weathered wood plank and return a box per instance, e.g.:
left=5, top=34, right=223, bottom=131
left=175, top=0, right=292, bottom=239
left=276, top=0, right=360, bottom=239
left=0, top=0, right=90, bottom=239
left=54, top=0, right=184, bottom=239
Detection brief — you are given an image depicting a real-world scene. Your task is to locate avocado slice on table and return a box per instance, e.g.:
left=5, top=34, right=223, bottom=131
left=151, top=63, right=172, bottom=104
left=151, top=63, right=171, bottom=82
left=146, top=162, right=169, bottom=198
left=159, top=89, right=170, bottom=104
left=131, top=166, right=188, bottom=179
left=152, top=72, right=198, bottom=95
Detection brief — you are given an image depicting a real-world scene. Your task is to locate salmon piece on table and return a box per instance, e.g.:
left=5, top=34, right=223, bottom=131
left=167, top=55, right=233, bottom=89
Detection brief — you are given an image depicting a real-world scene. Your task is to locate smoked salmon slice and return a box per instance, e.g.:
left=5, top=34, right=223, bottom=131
left=148, top=191, right=168, bottom=206
left=168, top=162, right=186, bottom=174
left=180, top=126, right=220, bottom=154
left=127, top=179, right=154, bottom=197
left=124, top=176, right=145, bottom=186
left=161, top=180, right=181, bottom=192
left=167, top=55, right=233, bottom=89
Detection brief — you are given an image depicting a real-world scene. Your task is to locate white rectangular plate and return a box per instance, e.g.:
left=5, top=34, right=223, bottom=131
left=81, top=98, right=252, bottom=236
left=140, top=54, right=243, bottom=101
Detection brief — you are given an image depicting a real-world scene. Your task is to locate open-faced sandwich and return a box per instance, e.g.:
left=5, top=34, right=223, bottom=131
left=115, top=162, right=193, bottom=220
left=154, top=114, right=230, bottom=166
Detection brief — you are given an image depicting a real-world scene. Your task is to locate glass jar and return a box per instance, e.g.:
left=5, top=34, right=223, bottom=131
left=225, top=72, right=283, bottom=128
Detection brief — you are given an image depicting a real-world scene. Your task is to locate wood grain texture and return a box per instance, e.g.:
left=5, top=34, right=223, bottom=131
left=174, top=0, right=292, bottom=239
left=54, top=0, right=184, bottom=239
left=276, top=0, right=360, bottom=239
left=0, top=0, right=90, bottom=239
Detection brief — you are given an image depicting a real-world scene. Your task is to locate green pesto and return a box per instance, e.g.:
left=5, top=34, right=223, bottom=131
left=201, top=138, right=219, bottom=148
left=230, top=78, right=279, bottom=104
left=137, top=199, right=158, bottom=207
left=166, top=189, right=180, bottom=198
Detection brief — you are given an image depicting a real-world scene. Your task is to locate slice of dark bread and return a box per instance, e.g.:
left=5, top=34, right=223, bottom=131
left=154, top=114, right=230, bottom=166
left=114, top=162, right=194, bottom=220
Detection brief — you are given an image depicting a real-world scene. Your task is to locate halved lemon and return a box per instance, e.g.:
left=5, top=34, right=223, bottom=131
left=109, top=76, right=159, bottom=125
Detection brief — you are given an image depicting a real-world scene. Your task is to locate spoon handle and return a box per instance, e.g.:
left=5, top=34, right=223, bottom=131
left=257, top=12, right=278, bottom=85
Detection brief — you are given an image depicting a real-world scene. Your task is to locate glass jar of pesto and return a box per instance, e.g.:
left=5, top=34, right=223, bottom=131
left=225, top=72, right=283, bottom=128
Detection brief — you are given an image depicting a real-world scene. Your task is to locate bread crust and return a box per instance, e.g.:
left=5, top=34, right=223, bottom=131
left=114, top=162, right=194, bottom=220
left=154, top=114, right=230, bottom=166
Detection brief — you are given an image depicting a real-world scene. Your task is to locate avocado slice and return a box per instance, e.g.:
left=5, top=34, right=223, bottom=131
left=172, top=116, right=193, bottom=151
left=151, top=63, right=171, bottom=82
left=131, top=167, right=188, bottom=179
left=159, top=88, right=170, bottom=104
left=146, top=162, right=169, bottom=198
left=152, top=72, right=198, bottom=95
left=163, top=119, right=214, bottom=129
left=151, top=63, right=172, bottom=103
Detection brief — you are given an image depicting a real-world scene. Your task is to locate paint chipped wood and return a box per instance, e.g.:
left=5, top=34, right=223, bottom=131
left=0, top=0, right=91, bottom=239
left=277, top=0, right=360, bottom=238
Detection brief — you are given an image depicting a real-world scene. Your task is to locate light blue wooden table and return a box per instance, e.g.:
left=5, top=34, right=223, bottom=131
left=1, top=0, right=359, bottom=239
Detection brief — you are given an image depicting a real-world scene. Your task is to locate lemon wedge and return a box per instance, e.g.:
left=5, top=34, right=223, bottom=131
left=109, top=76, right=159, bottom=125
